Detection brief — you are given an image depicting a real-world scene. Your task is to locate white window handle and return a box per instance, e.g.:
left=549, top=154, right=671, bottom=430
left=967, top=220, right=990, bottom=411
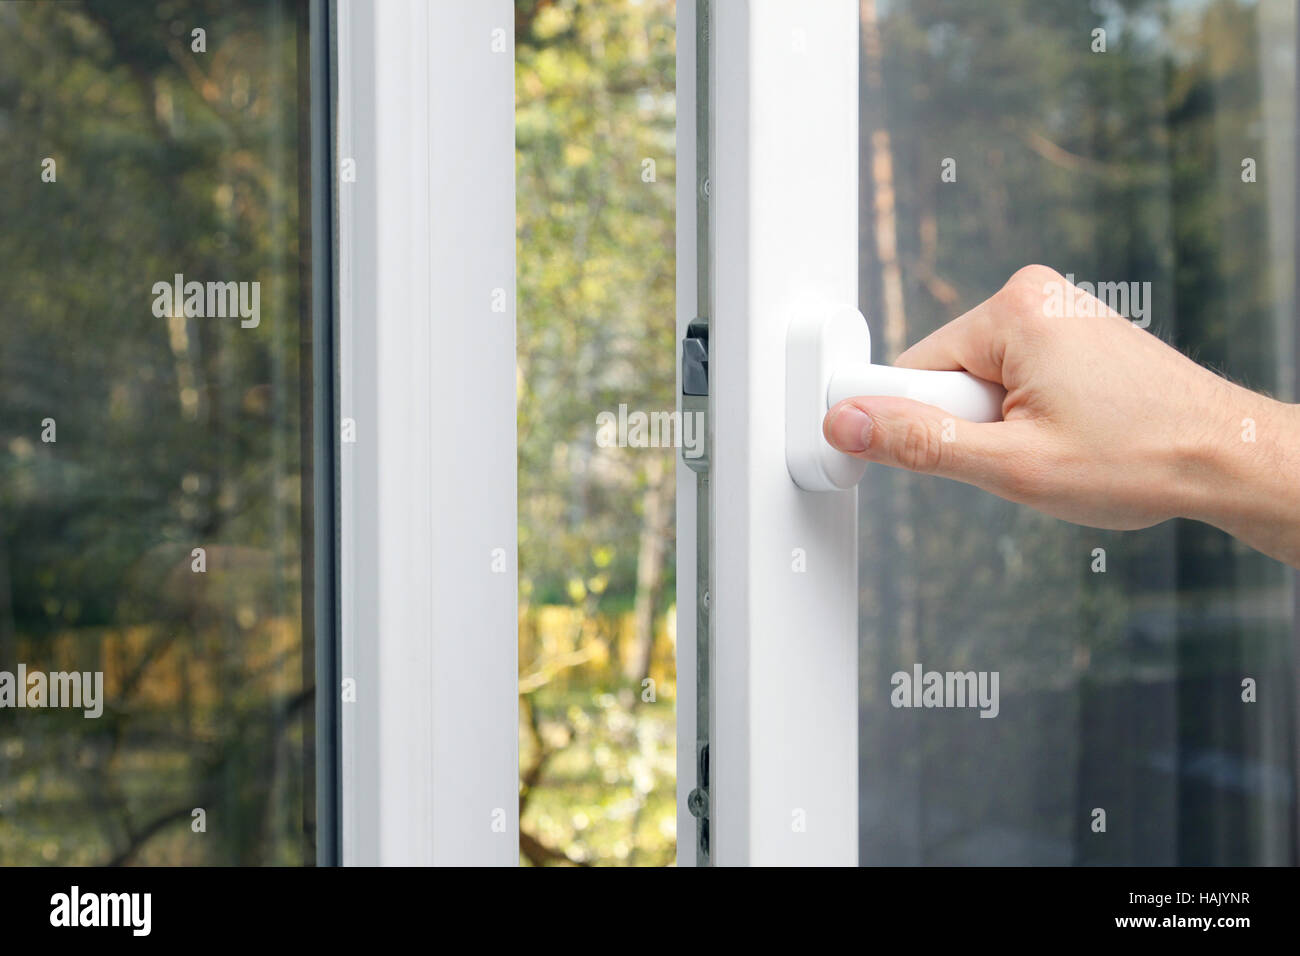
left=786, top=305, right=1005, bottom=491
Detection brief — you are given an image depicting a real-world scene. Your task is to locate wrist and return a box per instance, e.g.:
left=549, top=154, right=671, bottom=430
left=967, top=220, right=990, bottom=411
left=1181, top=387, right=1300, bottom=565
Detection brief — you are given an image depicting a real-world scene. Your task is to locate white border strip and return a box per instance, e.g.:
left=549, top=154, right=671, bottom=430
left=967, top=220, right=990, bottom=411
left=711, top=0, right=859, bottom=865
left=338, top=0, right=517, bottom=866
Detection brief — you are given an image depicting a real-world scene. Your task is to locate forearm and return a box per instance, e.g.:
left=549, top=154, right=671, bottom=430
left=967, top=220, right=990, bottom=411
left=1183, top=387, right=1300, bottom=569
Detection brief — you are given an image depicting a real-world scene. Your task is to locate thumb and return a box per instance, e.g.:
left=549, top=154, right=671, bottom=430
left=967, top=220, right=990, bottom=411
left=823, top=396, right=1029, bottom=492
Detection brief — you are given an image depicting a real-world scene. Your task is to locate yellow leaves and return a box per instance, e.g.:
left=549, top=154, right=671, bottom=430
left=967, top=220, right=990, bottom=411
left=563, top=142, right=593, bottom=167
left=533, top=47, right=574, bottom=90
left=577, top=273, right=606, bottom=303
left=519, top=69, right=544, bottom=101
left=533, top=2, right=573, bottom=41
left=515, top=0, right=678, bottom=865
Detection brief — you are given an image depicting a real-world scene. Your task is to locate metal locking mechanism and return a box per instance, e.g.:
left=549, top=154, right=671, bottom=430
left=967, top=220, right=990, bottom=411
left=680, top=314, right=710, bottom=865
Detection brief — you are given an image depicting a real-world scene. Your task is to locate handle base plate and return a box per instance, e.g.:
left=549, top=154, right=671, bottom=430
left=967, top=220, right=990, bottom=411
left=786, top=306, right=871, bottom=491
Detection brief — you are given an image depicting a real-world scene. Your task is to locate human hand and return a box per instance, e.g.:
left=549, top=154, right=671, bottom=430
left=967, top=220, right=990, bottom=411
left=822, top=265, right=1300, bottom=566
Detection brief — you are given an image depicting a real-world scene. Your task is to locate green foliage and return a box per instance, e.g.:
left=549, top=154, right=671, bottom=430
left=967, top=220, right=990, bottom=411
left=0, top=0, right=310, bottom=865
left=516, top=0, right=676, bottom=606
left=515, top=0, right=678, bottom=866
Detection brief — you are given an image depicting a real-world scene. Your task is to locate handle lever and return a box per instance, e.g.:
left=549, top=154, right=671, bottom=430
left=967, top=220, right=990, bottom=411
left=786, top=306, right=1005, bottom=491
left=828, top=363, right=1004, bottom=422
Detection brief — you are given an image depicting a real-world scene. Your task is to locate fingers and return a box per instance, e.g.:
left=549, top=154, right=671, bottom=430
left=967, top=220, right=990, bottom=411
left=893, top=298, right=1006, bottom=382
left=893, top=264, right=1062, bottom=382
left=830, top=266, right=1067, bottom=499
left=823, top=395, right=1044, bottom=498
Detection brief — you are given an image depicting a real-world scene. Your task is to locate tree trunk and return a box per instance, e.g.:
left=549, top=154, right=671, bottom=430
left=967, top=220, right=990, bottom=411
left=861, top=0, right=918, bottom=666
left=627, top=452, right=671, bottom=688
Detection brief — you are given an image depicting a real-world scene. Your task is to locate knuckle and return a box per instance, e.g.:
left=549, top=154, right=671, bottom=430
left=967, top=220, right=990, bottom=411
left=998, top=264, right=1060, bottom=334
left=896, top=419, right=945, bottom=474
left=1005, top=263, right=1060, bottom=292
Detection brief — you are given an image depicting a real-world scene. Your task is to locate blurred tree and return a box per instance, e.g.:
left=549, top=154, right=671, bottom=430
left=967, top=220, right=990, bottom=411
left=0, top=0, right=312, bottom=865
left=515, top=0, right=677, bottom=866
left=857, top=0, right=1296, bottom=865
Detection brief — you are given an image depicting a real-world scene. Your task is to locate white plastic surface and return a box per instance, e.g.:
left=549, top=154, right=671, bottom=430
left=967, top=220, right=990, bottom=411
left=828, top=364, right=1005, bottom=422
left=712, top=0, right=860, bottom=865
left=338, top=0, right=517, bottom=866
left=786, top=305, right=873, bottom=491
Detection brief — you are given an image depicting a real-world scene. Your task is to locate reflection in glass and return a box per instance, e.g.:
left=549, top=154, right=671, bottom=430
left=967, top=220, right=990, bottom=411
left=0, top=0, right=314, bottom=864
left=858, top=0, right=1296, bottom=864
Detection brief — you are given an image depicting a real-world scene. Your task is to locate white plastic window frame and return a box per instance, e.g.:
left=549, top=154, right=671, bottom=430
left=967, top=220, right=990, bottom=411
left=335, top=0, right=518, bottom=867
left=677, top=0, right=860, bottom=866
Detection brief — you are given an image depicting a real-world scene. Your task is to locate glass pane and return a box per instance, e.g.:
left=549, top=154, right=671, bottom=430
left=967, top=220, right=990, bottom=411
left=857, top=0, right=1296, bottom=864
left=515, top=0, right=679, bottom=865
left=0, top=0, right=316, bottom=864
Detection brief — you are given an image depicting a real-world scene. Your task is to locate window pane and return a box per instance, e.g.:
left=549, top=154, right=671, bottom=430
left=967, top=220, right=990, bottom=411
left=858, top=0, right=1296, bottom=864
left=515, top=0, right=679, bottom=866
left=0, top=0, right=316, bottom=864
